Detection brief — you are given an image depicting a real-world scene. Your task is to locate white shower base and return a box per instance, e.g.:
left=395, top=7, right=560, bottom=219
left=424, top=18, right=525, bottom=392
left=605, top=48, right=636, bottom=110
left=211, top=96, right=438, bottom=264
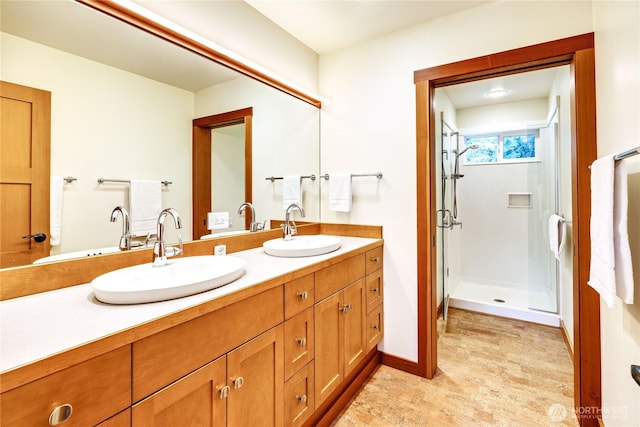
left=448, top=279, right=559, bottom=327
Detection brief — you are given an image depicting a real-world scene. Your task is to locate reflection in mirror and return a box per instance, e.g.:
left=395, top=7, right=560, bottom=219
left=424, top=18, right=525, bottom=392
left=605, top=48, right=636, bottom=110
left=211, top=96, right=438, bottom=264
left=212, top=123, right=247, bottom=234
left=0, top=0, right=320, bottom=268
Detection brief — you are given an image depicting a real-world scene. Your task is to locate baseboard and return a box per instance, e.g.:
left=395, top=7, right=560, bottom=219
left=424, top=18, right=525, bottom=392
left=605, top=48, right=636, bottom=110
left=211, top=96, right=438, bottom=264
left=560, top=319, right=574, bottom=363
left=381, top=352, right=420, bottom=376
left=437, top=299, right=444, bottom=318
left=305, top=348, right=381, bottom=427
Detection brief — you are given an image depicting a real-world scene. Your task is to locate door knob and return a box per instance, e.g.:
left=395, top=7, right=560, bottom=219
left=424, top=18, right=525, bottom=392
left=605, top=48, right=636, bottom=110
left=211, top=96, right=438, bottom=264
left=22, top=233, right=47, bottom=243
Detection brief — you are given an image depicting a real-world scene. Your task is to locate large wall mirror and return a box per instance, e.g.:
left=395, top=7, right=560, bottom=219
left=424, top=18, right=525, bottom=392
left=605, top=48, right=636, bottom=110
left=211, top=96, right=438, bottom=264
left=0, top=1, right=320, bottom=268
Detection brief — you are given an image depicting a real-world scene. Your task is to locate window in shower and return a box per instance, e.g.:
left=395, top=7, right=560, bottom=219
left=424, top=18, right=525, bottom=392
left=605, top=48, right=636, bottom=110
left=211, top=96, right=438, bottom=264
left=464, top=129, right=539, bottom=165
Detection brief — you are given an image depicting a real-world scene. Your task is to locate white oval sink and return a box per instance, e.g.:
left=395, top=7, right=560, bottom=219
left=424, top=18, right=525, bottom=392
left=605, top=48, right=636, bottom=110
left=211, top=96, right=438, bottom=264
left=263, top=235, right=341, bottom=257
left=91, top=255, right=246, bottom=304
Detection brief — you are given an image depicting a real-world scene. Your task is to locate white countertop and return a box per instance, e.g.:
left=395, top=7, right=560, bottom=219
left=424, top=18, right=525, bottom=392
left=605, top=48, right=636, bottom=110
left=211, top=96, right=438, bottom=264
left=0, top=236, right=379, bottom=374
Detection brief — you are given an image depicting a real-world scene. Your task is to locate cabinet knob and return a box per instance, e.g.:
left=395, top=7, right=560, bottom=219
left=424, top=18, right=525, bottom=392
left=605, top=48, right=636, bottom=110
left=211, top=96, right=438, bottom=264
left=298, top=291, right=308, bottom=301
left=341, top=304, right=353, bottom=313
left=371, top=256, right=380, bottom=263
left=218, top=385, right=230, bottom=399
left=297, top=394, right=308, bottom=404
left=296, top=337, right=307, bottom=346
left=233, top=376, right=245, bottom=390
left=372, top=324, right=380, bottom=331
left=371, top=287, right=379, bottom=294
left=49, top=404, right=72, bottom=426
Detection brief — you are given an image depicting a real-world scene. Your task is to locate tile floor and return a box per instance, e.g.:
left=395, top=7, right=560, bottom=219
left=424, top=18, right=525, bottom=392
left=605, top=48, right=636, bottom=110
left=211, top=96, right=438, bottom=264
left=332, top=308, right=578, bottom=426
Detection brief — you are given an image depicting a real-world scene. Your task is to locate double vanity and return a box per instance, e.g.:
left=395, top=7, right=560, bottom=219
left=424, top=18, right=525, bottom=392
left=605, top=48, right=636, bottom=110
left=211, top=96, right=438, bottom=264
left=0, top=224, right=383, bottom=426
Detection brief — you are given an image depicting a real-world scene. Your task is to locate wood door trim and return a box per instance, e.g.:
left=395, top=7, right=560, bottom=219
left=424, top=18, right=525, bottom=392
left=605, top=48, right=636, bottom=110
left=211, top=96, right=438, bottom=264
left=76, top=0, right=322, bottom=108
left=414, top=33, right=600, bottom=426
left=192, top=107, right=253, bottom=239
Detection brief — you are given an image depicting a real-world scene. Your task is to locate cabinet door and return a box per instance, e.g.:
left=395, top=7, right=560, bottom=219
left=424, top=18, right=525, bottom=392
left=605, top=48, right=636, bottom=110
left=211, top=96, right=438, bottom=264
left=132, top=356, right=227, bottom=427
left=227, top=326, right=284, bottom=427
left=343, top=279, right=366, bottom=376
left=314, top=292, right=344, bottom=406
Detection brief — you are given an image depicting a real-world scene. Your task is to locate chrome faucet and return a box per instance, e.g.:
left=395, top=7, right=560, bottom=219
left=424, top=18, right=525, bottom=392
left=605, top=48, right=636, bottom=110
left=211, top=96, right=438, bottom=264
left=110, top=206, right=133, bottom=250
left=238, top=202, right=265, bottom=232
left=282, top=203, right=305, bottom=240
left=153, top=208, right=183, bottom=267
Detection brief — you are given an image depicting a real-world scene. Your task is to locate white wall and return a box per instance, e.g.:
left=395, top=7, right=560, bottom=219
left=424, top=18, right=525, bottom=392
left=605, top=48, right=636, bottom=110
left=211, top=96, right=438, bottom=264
left=319, top=1, right=593, bottom=363
left=593, top=2, right=640, bottom=426
left=1, top=33, right=194, bottom=255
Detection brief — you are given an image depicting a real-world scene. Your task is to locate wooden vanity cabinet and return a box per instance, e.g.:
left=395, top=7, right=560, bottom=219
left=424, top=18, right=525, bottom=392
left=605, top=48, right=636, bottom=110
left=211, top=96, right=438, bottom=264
left=0, top=346, right=131, bottom=427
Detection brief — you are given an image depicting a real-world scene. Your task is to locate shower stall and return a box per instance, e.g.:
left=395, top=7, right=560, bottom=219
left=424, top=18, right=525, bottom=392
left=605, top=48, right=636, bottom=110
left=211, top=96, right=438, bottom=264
left=436, top=111, right=563, bottom=327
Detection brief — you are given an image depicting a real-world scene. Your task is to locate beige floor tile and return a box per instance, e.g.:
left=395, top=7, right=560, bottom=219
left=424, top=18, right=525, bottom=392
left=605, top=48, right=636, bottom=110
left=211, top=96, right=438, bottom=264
left=332, top=308, right=578, bottom=426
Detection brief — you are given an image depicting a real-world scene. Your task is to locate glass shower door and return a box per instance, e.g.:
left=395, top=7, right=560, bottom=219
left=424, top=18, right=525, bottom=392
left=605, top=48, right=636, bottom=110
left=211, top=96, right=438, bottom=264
left=437, top=114, right=456, bottom=319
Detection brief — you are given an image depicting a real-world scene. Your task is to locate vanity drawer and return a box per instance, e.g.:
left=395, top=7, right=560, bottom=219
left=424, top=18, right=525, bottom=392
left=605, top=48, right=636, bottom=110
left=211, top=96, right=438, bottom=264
left=284, top=273, right=314, bottom=319
left=0, top=346, right=131, bottom=427
left=366, top=304, right=384, bottom=352
left=315, top=254, right=365, bottom=301
left=284, top=361, right=314, bottom=427
left=132, top=285, right=283, bottom=402
left=365, top=246, right=383, bottom=275
left=365, top=269, right=383, bottom=314
left=283, top=307, right=314, bottom=380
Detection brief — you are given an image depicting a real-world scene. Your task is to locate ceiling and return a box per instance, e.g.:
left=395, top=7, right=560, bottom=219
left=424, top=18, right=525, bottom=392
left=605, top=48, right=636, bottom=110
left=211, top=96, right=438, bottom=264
left=245, top=0, right=491, bottom=55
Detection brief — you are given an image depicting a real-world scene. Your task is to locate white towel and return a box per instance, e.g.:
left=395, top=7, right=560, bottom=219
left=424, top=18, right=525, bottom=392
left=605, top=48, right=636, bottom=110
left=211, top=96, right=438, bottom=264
left=129, top=179, right=162, bottom=237
left=548, top=214, right=566, bottom=260
left=329, top=173, right=352, bottom=212
left=613, top=159, right=634, bottom=304
left=282, top=175, right=302, bottom=210
left=587, top=155, right=634, bottom=307
left=50, top=176, right=64, bottom=246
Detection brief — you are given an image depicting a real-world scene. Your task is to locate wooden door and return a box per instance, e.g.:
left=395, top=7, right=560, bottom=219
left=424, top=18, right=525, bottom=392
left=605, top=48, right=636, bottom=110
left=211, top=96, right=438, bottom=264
left=314, top=292, right=344, bottom=406
left=0, top=81, right=51, bottom=267
left=343, top=279, right=366, bottom=376
left=227, top=326, right=283, bottom=427
left=132, top=355, right=227, bottom=426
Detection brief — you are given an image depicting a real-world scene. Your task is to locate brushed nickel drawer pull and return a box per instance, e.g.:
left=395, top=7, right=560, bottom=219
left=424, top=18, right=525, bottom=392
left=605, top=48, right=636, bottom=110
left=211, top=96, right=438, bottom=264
left=298, top=291, right=308, bottom=301
left=233, top=376, right=244, bottom=390
left=297, top=394, right=308, bottom=404
left=49, top=404, right=72, bottom=425
left=371, top=256, right=380, bottom=263
left=371, top=287, right=379, bottom=293
left=341, top=304, right=353, bottom=313
left=372, top=324, right=380, bottom=331
left=218, top=385, right=230, bottom=399
left=296, top=337, right=307, bottom=346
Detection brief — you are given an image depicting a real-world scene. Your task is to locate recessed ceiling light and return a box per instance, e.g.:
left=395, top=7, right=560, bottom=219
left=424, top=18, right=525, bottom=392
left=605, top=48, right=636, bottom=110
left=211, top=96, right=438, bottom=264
left=485, top=89, right=510, bottom=98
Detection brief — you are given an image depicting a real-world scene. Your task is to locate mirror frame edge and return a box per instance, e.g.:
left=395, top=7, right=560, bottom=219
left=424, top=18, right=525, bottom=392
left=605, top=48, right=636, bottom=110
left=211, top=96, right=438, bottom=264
left=75, top=0, right=322, bottom=108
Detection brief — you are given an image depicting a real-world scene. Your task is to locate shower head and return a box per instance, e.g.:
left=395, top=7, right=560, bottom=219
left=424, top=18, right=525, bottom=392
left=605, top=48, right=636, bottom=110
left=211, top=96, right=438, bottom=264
left=457, top=144, right=479, bottom=157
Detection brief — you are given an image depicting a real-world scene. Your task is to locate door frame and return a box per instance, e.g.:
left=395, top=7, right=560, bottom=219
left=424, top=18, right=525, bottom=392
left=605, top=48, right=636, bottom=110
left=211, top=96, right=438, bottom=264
left=192, top=107, right=253, bottom=239
left=414, top=33, right=600, bottom=426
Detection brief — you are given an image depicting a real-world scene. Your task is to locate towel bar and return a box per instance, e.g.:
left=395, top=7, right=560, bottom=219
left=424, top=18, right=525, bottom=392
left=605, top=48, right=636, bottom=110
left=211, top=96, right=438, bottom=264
left=265, top=174, right=316, bottom=182
left=321, top=172, right=383, bottom=180
left=97, top=178, right=172, bottom=186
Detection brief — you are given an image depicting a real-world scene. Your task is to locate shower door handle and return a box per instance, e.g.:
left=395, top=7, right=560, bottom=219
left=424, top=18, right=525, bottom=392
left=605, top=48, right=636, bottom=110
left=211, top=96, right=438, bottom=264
left=436, top=209, right=453, bottom=229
